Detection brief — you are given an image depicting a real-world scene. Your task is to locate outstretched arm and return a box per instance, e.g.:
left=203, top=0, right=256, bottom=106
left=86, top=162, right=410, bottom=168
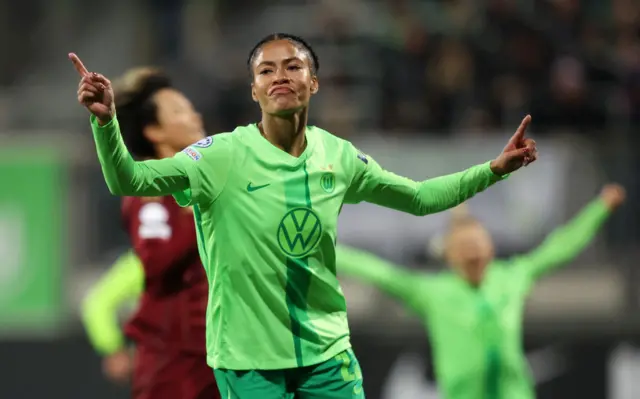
left=514, top=184, right=625, bottom=281
left=336, top=245, right=425, bottom=310
left=91, top=116, right=192, bottom=196
left=345, top=159, right=504, bottom=216
left=345, top=116, right=538, bottom=216
left=81, top=251, right=143, bottom=356
left=70, top=53, right=207, bottom=198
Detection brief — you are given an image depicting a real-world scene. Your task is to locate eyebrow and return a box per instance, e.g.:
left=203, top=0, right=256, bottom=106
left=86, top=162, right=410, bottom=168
left=256, top=57, right=303, bottom=68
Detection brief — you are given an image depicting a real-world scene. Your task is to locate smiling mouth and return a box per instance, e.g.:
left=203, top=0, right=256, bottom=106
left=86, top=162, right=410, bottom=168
left=269, top=87, right=294, bottom=96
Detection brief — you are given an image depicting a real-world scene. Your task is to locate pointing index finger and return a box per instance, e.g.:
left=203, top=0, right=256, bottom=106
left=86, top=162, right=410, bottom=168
left=508, top=115, right=532, bottom=145
left=68, top=53, right=89, bottom=77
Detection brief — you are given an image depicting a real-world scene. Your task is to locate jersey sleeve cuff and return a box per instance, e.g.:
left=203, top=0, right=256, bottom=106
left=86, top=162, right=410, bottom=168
left=90, top=114, right=117, bottom=131
left=484, top=161, right=509, bottom=181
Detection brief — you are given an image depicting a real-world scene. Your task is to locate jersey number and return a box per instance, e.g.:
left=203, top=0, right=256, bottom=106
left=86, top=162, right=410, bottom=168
left=335, top=351, right=362, bottom=382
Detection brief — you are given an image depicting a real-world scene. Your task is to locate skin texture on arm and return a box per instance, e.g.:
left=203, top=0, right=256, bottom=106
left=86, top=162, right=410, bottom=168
left=81, top=251, right=143, bottom=355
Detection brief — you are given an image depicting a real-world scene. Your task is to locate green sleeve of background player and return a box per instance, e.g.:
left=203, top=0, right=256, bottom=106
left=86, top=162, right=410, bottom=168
left=509, top=198, right=611, bottom=282
left=344, top=145, right=505, bottom=215
left=81, top=251, right=143, bottom=355
left=336, top=245, right=427, bottom=312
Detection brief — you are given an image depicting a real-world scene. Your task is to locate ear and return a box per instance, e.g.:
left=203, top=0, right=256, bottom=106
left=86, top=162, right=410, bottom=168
left=143, top=124, right=163, bottom=144
left=251, top=83, right=258, bottom=103
left=310, top=76, right=319, bottom=95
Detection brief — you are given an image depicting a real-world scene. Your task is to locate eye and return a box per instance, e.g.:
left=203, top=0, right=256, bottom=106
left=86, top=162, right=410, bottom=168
left=287, top=65, right=302, bottom=71
left=259, top=69, right=273, bottom=75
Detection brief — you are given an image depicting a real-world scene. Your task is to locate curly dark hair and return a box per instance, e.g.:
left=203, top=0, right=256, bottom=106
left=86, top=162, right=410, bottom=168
left=113, top=68, right=172, bottom=159
left=247, top=33, right=319, bottom=77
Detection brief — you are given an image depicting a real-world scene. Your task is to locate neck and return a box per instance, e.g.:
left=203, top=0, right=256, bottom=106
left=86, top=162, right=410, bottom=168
left=154, top=144, right=177, bottom=160
left=260, top=109, right=308, bottom=157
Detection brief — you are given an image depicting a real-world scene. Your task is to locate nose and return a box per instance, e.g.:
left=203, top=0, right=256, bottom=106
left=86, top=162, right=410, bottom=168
left=274, top=67, right=291, bottom=83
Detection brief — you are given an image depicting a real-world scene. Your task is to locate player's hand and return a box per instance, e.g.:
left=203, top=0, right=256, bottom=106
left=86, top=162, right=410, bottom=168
left=102, top=350, right=132, bottom=385
left=600, top=183, right=626, bottom=210
left=489, top=115, right=538, bottom=176
left=69, top=53, right=115, bottom=124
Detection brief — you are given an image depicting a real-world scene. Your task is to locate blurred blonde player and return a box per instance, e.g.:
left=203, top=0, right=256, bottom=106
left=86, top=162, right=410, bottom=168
left=337, top=184, right=625, bottom=399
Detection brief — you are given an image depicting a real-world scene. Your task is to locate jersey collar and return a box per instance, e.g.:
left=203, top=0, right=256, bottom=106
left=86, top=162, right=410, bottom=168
left=249, top=123, right=317, bottom=167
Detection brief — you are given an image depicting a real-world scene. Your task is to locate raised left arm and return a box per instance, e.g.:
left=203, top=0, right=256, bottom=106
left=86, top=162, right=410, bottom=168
left=514, top=184, right=625, bottom=281
left=345, top=159, right=504, bottom=215
left=344, top=116, right=537, bottom=216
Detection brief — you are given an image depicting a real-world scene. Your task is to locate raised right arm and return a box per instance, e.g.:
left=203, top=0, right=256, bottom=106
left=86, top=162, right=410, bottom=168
left=91, top=116, right=191, bottom=196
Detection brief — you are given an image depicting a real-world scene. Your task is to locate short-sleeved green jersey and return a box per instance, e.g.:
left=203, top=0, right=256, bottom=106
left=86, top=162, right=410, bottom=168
left=90, top=116, right=505, bottom=370
left=337, top=199, right=611, bottom=399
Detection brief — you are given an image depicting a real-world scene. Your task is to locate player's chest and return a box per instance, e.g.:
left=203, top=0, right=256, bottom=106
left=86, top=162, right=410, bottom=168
left=431, top=284, right=525, bottom=331
left=219, top=158, right=348, bottom=227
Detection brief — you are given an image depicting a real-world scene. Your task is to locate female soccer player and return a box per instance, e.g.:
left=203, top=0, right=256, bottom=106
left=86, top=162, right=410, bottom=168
left=69, top=33, right=538, bottom=399
left=336, top=184, right=626, bottom=399
left=80, top=68, right=219, bottom=399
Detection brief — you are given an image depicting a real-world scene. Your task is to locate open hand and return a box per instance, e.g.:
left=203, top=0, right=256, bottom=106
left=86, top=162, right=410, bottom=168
left=490, top=115, right=538, bottom=176
left=69, top=53, right=115, bottom=124
left=600, top=184, right=626, bottom=210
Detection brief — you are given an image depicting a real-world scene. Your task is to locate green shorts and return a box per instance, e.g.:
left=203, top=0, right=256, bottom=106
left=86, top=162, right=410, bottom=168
left=214, top=348, right=365, bottom=399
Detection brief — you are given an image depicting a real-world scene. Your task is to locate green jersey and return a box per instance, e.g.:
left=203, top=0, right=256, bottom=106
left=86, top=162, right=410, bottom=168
left=336, top=198, right=611, bottom=399
left=90, top=116, right=505, bottom=370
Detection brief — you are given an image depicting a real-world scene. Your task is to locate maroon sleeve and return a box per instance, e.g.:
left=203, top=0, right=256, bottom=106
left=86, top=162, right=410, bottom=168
left=123, top=196, right=199, bottom=279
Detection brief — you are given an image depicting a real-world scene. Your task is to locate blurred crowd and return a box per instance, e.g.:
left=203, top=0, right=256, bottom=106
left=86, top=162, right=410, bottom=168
left=374, top=0, right=640, bottom=135
left=159, top=0, right=640, bottom=137
left=1, top=0, right=638, bottom=137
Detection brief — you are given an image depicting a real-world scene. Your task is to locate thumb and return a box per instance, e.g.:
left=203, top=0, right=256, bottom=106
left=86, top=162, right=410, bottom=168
left=503, top=147, right=529, bottom=161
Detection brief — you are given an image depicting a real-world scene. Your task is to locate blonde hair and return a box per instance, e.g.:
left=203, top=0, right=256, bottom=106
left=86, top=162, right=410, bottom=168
left=427, top=203, right=478, bottom=259
left=446, top=203, right=481, bottom=233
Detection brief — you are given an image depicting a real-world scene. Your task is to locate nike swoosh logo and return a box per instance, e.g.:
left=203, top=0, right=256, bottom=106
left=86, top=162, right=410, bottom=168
left=247, top=182, right=270, bottom=192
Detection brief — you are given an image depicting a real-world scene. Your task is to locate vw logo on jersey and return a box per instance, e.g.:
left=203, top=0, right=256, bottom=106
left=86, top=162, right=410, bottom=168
left=192, top=136, right=213, bottom=148
left=320, top=172, right=335, bottom=193
left=277, top=207, right=322, bottom=258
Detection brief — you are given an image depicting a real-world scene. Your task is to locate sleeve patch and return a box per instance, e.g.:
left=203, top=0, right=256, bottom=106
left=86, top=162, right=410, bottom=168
left=182, top=147, right=202, bottom=161
left=192, top=136, right=213, bottom=148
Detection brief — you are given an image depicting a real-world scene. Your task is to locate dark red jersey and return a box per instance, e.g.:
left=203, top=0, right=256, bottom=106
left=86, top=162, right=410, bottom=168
left=121, top=196, right=208, bottom=354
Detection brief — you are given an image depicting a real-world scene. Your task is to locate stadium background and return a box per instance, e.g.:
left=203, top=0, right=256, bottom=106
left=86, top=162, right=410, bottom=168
left=0, top=0, right=639, bottom=397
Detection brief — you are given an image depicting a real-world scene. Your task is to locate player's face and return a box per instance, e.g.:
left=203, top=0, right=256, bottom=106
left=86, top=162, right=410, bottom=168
left=251, top=40, right=319, bottom=116
left=445, top=224, right=494, bottom=286
left=147, top=88, right=204, bottom=152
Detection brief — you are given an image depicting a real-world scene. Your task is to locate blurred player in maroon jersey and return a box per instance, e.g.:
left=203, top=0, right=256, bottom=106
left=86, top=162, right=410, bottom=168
left=109, top=67, right=217, bottom=399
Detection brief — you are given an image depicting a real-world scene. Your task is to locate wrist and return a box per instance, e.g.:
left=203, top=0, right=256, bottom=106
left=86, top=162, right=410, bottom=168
left=97, top=113, right=114, bottom=126
left=489, top=159, right=503, bottom=176
left=91, top=113, right=116, bottom=129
